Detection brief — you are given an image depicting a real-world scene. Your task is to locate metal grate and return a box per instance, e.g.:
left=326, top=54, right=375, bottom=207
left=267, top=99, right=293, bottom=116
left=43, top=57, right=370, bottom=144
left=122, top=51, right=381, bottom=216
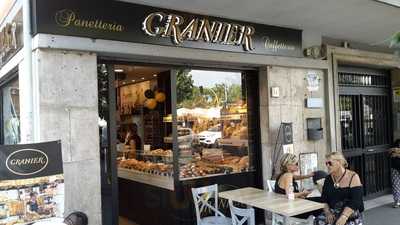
left=364, top=151, right=391, bottom=196
left=362, top=95, right=390, bottom=147
left=338, top=72, right=390, bottom=87
left=339, top=95, right=361, bottom=150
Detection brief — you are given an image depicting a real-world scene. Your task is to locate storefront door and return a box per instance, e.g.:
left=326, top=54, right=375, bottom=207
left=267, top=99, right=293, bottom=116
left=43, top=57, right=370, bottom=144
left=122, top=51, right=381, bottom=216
left=97, top=61, right=263, bottom=225
left=338, top=66, right=392, bottom=198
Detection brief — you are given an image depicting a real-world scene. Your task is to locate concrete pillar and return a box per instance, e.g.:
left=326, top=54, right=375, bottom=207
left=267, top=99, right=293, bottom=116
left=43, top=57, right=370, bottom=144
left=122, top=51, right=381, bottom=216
left=34, top=49, right=102, bottom=225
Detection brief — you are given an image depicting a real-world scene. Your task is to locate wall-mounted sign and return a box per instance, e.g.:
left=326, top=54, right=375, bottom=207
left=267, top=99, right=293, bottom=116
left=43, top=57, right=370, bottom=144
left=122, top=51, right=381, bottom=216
left=0, top=9, right=23, bottom=69
left=32, top=0, right=302, bottom=57
left=0, top=141, right=64, bottom=224
left=299, top=152, right=318, bottom=190
left=306, top=71, right=320, bottom=92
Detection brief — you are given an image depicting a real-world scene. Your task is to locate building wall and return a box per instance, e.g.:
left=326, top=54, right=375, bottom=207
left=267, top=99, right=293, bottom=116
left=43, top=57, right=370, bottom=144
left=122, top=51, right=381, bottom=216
left=34, top=49, right=102, bottom=225
left=260, top=66, right=328, bottom=183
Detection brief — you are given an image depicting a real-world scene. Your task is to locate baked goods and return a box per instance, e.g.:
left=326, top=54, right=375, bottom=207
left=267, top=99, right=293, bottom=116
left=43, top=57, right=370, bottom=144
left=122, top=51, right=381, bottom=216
left=118, top=158, right=173, bottom=175
left=180, top=162, right=222, bottom=178
left=148, top=148, right=172, bottom=157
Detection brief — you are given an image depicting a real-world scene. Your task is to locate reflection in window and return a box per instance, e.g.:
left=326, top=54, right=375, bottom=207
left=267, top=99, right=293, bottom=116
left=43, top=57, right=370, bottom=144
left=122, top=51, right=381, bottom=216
left=2, top=79, right=20, bottom=144
left=177, top=69, right=252, bottom=179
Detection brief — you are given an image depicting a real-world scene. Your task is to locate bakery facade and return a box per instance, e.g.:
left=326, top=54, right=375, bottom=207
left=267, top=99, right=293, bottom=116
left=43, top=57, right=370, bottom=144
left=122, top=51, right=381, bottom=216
left=1, top=0, right=399, bottom=225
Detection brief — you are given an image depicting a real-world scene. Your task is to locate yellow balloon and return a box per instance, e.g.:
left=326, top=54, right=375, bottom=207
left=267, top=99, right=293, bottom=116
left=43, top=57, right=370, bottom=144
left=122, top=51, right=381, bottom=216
left=155, top=92, right=166, bottom=102
left=145, top=99, right=157, bottom=109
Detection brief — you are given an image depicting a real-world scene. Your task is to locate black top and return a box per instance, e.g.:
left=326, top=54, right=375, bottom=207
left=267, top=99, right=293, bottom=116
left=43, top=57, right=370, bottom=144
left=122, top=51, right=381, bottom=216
left=321, top=173, right=364, bottom=212
left=392, top=157, right=400, bottom=170
left=274, top=173, right=299, bottom=194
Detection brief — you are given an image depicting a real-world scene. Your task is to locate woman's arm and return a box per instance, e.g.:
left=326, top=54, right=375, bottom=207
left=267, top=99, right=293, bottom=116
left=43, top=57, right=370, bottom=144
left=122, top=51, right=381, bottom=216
left=293, top=173, right=314, bottom=180
left=280, top=173, right=309, bottom=198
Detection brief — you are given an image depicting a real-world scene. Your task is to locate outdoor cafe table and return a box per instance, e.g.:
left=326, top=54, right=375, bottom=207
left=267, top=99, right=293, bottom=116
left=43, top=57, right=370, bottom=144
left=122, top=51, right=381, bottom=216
left=219, top=187, right=325, bottom=225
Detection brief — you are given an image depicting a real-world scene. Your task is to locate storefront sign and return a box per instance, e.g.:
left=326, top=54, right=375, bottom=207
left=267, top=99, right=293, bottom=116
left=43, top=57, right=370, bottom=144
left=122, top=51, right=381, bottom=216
left=32, top=0, right=302, bottom=57
left=0, top=9, right=22, bottom=68
left=6, top=149, right=49, bottom=176
left=0, top=141, right=64, bottom=224
left=142, top=12, right=256, bottom=51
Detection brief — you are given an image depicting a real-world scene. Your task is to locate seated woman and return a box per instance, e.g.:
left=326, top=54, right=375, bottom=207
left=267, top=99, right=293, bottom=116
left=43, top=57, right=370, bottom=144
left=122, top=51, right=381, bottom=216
left=315, top=152, right=364, bottom=225
left=274, top=153, right=313, bottom=198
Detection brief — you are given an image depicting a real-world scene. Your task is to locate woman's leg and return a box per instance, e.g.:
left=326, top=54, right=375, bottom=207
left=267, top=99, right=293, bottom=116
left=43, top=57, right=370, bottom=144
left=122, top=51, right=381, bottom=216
left=391, top=169, right=400, bottom=206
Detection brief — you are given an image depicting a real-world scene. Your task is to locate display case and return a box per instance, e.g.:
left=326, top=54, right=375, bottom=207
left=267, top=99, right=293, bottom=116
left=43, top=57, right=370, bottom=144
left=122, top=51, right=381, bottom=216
left=114, top=67, right=257, bottom=187
left=117, top=149, right=174, bottom=190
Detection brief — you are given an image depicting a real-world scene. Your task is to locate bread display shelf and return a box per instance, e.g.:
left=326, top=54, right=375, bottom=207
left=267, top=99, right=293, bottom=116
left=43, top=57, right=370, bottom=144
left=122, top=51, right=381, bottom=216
left=118, top=168, right=174, bottom=190
left=219, top=138, right=249, bottom=147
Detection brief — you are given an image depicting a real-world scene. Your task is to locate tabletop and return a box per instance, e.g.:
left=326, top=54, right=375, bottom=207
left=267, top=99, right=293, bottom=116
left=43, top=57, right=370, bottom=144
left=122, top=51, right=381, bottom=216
left=219, top=187, right=325, bottom=217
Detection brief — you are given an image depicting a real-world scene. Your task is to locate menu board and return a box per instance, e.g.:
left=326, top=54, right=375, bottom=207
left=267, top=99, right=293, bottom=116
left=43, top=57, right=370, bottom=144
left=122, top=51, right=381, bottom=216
left=0, top=141, right=64, bottom=224
left=299, top=152, right=318, bottom=190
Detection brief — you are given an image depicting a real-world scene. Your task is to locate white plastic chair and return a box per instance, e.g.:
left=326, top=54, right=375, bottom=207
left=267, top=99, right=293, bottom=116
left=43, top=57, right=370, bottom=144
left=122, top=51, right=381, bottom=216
left=267, top=180, right=313, bottom=225
left=273, top=215, right=314, bottom=225
left=191, top=184, right=232, bottom=225
left=266, top=180, right=276, bottom=192
left=228, top=200, right=255, bottom=225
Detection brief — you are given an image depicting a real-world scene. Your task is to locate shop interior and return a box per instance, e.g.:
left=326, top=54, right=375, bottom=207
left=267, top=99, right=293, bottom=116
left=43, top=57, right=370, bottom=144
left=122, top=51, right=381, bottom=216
left=98, top=63, right=260, bottom=225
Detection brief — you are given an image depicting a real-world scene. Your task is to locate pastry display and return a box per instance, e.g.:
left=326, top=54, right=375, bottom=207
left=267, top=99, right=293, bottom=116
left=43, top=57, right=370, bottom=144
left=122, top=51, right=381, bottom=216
left=179, top=155, right=250, bottom=178
left=147, top=148, right=173, bottom=157
left=119, top=158, right=173, bottom=175
left=180, top=161, right=225, bottom=178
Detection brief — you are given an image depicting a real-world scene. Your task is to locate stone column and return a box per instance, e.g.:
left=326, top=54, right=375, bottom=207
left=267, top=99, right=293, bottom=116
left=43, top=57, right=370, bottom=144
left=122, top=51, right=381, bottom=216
left=34, top=49, right=102, bottom=225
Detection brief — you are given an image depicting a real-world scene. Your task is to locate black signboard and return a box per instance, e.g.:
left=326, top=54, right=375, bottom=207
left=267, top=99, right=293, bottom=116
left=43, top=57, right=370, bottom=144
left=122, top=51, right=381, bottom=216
left=0, top=140, right=63, bottom=180
left=32, top=0, right=302, bottom=57
left=0, top=141, right=65, bottom=224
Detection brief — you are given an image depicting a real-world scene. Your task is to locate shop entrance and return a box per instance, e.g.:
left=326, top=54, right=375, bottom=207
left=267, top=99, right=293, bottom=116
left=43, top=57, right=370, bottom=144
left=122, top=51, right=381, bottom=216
left=338, top=66, right=392, bottom=198
left=97, top=62, right=263, bottom=225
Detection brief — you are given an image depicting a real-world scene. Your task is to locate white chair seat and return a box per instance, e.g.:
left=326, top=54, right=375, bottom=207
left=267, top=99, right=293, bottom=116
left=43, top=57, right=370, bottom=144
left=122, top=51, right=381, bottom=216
left=200, top=216, right=232, bottom=225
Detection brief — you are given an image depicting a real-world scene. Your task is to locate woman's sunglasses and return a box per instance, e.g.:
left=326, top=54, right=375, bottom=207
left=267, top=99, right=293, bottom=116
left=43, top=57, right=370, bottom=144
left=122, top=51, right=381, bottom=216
left=290, top=162, right=299, bottom=166
left=325, top=161, right=333, bottom=166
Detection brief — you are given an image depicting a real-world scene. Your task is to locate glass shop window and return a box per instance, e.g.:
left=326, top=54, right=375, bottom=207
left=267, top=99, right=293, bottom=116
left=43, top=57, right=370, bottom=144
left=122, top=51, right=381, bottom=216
left=2, top=78, right=20, bottom=144
left=177, top=69, right=254, bottom=180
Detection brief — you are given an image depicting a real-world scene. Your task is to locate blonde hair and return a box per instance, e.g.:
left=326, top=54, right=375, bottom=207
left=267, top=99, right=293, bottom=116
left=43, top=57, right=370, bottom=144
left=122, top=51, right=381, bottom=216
left=280, top=153, right=298, bottom=173
left=326, top=152, right=348, bottom=168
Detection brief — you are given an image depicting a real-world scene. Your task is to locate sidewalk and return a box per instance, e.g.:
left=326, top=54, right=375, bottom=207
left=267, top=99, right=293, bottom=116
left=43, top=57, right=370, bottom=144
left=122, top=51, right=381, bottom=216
left=364, top=195, right=399, bottom=225
left=119, top=195, right=396, bottom=225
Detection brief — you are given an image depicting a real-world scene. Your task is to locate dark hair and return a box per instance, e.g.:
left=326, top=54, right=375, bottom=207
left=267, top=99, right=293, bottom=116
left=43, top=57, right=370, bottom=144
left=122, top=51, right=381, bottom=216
left=64, top=212, right=88, bottom=225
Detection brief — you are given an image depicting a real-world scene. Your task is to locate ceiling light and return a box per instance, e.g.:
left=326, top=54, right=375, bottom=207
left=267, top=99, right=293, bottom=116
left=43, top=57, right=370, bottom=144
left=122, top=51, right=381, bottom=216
left=131, top=80, right=135, bottom=82
left=374, top=0, right=400, bottom=8
left=122, top=82, right=126, bottom=84
left=141, top=77, right=145, bottom=80
left=114, top=69, right=124, bottom=73
left=153, top=74, right=158, bottom=77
